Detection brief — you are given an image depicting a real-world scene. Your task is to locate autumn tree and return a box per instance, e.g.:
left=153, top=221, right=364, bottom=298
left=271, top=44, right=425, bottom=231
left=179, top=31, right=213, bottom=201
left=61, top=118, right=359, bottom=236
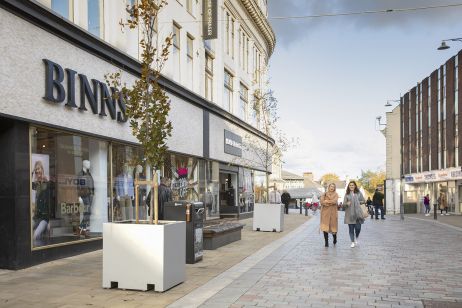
left=106, top=0, right=172, bottom=224
left=320, top=173, right=340, bottom=186
left=358, top=169, right=386, bottom=196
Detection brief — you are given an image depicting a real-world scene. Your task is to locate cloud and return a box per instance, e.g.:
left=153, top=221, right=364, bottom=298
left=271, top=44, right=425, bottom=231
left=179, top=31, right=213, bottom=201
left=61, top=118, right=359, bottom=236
left=269, top=0, right=462, bottom=46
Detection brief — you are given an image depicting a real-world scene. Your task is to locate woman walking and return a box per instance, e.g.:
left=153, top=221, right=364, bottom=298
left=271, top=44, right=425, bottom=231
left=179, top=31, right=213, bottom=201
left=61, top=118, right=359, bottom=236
left=423, top=194, right=431, bottom=216
left=320, top=183, right=339, bottom=247
left=438, top=192, right=448, bottom=215
left=343, top=181, right=365, bottom=248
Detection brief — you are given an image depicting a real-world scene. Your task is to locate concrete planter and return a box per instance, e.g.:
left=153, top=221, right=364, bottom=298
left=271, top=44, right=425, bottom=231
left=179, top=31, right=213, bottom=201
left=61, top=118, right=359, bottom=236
left=102, top=221, right=186, bottom=292
left=252, top=203, right=284, bottom=232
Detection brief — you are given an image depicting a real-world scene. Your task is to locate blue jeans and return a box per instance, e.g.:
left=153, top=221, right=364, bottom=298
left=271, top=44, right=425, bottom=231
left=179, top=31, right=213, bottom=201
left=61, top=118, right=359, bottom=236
left=374, top=205, right=385, bottom=219
left=348, top=223, right=361, bottom=242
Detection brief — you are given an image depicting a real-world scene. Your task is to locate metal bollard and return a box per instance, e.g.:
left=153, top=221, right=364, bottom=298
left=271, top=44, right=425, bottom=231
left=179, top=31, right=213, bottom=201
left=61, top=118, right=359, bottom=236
left=305, top=204, right=308, bottom=216
left=433, top=203, right=437, bottom=220
left=299, top=200, right=302, bottom=214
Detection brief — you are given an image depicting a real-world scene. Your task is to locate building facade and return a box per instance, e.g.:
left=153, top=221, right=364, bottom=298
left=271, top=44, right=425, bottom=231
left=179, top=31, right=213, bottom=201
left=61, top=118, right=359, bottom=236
left=400, top=50, right=461, bottom=214
left=0, top=0, right=276, bottom=269
left=384, top=105, right=401, bottom=214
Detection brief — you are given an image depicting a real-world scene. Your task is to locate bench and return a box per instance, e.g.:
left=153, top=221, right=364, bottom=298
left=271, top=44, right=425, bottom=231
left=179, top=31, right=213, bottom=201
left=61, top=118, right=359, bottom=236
left=203, top=222, right=244, bottom=250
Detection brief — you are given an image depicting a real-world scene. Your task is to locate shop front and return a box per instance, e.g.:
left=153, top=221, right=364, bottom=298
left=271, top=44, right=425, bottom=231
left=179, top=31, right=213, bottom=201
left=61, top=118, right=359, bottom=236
left=403, top=168, right=462, bottom=214
left=0, top=6, right=273, bottom=269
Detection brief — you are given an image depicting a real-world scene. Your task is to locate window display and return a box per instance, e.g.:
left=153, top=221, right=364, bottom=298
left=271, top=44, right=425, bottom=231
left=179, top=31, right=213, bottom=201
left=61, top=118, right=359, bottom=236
left=30, top=127, right=108, bottom=248
left=254, top=171, right=267, bottom=203
left=204, top=161, right=219, bottom=219
left=239, top=167, right=254, bottom=212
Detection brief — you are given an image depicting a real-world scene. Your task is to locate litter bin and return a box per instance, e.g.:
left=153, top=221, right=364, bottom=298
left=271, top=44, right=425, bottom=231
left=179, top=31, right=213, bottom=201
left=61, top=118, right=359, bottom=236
left=164, top=201, right=204, bottom=264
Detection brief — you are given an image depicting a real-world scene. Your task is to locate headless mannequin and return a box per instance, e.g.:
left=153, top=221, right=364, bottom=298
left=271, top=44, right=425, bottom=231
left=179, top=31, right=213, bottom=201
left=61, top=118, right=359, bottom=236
left=134, top=164, right=147, bottom=220
left=77, top=160, right=94, bottom=236
left=116, top=164, right=134, bottom=220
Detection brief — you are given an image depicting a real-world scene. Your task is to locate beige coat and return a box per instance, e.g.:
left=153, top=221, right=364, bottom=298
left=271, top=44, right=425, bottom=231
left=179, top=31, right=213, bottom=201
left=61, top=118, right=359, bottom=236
left=320, top=192, right=338, bottom=233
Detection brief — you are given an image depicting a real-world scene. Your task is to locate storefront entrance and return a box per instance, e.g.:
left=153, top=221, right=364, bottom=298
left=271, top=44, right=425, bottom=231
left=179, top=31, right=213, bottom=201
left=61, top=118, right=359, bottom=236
left=219, top=172, right=238, bottom=217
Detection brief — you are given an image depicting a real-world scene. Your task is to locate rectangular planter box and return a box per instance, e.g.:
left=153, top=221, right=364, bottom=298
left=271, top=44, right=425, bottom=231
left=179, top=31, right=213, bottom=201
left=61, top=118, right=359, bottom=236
left=252, top=203, right=284, bottom=232
left=102, top=221, right=186, bottom=292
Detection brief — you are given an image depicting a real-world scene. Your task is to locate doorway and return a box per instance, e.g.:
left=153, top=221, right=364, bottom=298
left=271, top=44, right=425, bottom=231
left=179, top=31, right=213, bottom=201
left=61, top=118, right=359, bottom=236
left=218, top=172, right=237, bottom=216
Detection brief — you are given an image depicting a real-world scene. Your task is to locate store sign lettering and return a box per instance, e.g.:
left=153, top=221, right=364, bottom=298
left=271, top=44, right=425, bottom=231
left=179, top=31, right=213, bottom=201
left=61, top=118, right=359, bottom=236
left=424, top=174, right=436, bottom=180
left=404, top=176, right=414, bottom=182
left=60, top=202, right=83, bottom=215
left=224, top=130, right=242, bottom=157
left=451, top=170, right=462, bottom=178
left=171, top=178, right=188, bottom=198
left=202, top=0, right=217, bottom=40
left=43, top=59, right=127, bottom=122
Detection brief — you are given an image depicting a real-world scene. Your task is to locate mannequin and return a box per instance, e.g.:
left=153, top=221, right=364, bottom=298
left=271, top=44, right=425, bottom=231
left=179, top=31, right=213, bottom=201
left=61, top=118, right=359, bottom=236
left=115, top=163, right=134, bottom=220
left=134, top=164, right=147, bottom=220
left=77, top=159, right=94, bottom=236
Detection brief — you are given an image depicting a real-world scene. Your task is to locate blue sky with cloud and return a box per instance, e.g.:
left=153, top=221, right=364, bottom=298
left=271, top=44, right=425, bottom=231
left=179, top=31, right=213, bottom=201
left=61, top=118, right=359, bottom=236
left=268, top=0, right=462, bottom=180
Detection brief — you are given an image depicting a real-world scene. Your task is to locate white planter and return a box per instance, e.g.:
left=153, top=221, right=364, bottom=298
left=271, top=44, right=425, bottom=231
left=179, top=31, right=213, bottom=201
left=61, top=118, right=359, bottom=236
left=102, top=221, right=186, bottom=292
left=253, top=203, right=284, bottom=232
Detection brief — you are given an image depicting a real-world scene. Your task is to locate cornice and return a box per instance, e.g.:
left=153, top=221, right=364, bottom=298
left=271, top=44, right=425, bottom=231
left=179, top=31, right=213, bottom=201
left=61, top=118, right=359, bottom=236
left=240, top=0, right=276, bottom=57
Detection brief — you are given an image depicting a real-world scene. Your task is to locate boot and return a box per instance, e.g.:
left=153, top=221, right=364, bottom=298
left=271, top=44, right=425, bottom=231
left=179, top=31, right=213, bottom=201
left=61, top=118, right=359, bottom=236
left=323, top=232, right=329, bottom=247
left=333, top=233, right=337, bottom=245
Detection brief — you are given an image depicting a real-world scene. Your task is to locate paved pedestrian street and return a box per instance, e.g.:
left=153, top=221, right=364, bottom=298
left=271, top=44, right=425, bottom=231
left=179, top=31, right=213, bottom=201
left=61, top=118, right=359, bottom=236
left=173, top=214, right=462, bottom=308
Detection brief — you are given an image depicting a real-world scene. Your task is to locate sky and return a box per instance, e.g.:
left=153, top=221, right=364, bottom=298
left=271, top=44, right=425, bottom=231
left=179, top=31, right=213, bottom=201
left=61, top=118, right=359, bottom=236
left=267, top=0, right=462, bottom=180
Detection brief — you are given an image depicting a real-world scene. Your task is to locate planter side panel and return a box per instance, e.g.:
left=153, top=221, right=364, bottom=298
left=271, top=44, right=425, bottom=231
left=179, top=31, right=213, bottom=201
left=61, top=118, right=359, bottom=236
left=102, top=222, right=186, bottom=292
left=252, top=203, right=284, bottom=232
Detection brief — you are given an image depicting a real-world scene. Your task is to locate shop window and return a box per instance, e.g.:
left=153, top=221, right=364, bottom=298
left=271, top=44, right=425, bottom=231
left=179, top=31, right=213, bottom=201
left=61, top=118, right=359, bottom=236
left=254, top=171, right=267, bottom=203
left=239, top=168, right=254, bottom=213
left=204, top=161, right=220, bottom=219
left=163, top=154, right=204, bottom=202
left=30, top=127, right=109, bottom=248
left=205, top=52, right=214, bottom=101
left=111, top=143, right=149, bottom=222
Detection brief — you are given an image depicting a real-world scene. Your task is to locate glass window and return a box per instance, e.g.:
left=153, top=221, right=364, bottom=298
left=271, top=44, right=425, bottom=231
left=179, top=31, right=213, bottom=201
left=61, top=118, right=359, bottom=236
left=162, top=154, right=203, bottom=202
left=30, top=127, right=108, bottom=248
left=239, top=168, right=254, bottom=213
left=88, top=0, right=102, bottom=37
left=51, top=0, right=71, bottom=19
left=186, top=34, right=194, bottom=89
left=223, top=70, right=233, bottom=112
left=172, top=22, right=181, bottom=82
left=254, top=171, right=267, bottom=203
left=187, top=35, right=194, bottom=59
left=204, top=161, right=220, bottom=219
left=173, top=23, right=181, bottom=48
left=111, top=143, right=148, bottom=222
left=239, top=83, right=248, bottom=120
left=205, top=52, right=213, bottom=101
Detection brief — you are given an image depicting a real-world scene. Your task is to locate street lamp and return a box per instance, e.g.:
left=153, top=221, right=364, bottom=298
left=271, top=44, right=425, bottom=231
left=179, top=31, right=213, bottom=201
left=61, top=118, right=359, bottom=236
left=437, top=37, right=462, bottom=50
left=385, top=99, right=400, bottom=107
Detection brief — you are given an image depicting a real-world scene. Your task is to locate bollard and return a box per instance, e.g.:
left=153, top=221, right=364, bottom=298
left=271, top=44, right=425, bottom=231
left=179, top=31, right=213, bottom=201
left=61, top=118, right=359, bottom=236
left=433, top=203, right=437, bottom=220
left=305, top=204, right=308, bottom=216
left=299, top=200, right=302, bottom=214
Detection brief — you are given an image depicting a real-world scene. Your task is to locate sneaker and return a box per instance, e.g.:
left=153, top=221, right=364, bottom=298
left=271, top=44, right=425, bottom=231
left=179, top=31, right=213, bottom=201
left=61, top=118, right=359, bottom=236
left=350, top=242, right=355, bottom=248
left=381, top=217, right=386, bottom=220
left=354, top=240, right=359, bottom=246
left=425, top=214, right=430, bottom=216
left=441, top=213, right=444, bottom=216
left=445, top=213, right=450, bottom=216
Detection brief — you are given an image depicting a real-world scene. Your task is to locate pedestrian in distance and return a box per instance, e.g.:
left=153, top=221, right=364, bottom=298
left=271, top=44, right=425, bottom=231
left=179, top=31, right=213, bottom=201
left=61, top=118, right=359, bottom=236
left=320, top=183, right=338, bottom=247
left=366, top=196, right=373, bottom=219
left=372, top=188, right=385, bottom=220
left=281, top=190, right=291, bottom=214
left=423, top=194, right=431, bottom=216
left=343, top=181, right=366, bottom=248
left=438, top=192, right=449, bottom=216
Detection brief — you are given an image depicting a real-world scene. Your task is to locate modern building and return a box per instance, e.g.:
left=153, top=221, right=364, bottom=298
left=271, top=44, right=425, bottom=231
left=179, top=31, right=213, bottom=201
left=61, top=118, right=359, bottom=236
left=0, top=0, right=276, bottom=269
left=400, top=49, right=461, bottom=214
left=384, top=105, right=401, bottom=214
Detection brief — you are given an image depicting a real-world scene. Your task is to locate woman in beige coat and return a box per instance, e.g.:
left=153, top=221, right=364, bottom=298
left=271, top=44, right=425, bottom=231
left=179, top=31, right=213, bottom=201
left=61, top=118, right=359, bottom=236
left=320, top=183, right=339, bottom=247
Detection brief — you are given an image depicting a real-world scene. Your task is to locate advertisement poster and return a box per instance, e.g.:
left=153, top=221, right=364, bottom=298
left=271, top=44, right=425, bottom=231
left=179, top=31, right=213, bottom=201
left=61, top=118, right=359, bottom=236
left=31, top=153, right=50, bottom=205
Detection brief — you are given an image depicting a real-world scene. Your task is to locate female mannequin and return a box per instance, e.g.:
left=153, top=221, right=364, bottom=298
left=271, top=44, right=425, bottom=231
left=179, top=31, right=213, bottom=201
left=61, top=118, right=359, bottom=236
left=77, top=159, right=94, bottom=237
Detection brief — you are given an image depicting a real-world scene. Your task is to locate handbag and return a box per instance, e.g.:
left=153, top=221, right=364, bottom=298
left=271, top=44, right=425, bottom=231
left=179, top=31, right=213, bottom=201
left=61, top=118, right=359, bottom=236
left=360, top=203, right=369, bottom=219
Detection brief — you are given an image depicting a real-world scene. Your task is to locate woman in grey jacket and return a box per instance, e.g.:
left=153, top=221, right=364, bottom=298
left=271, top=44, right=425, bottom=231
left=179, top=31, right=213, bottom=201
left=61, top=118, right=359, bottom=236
left=343, top=181, right=365, bottom=248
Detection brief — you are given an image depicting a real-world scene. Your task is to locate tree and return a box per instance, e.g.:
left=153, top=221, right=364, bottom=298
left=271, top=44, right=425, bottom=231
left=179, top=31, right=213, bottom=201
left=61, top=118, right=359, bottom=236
left=106, top=0, right=172, bottom=224
left=358, top=169, right=386, bottom=196
left=320, top=173, right=340, bottom=186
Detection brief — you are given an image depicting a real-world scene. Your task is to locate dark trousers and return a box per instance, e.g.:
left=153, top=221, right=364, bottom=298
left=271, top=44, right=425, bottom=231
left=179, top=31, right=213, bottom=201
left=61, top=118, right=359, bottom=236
left=440, top=207, right=448, bottom=214
left=374, top=205, right=385, bottom=219
left=348, top=223, right=361, bottom=242
left=284, top=204, right=289, bottom=214
left=80, top=195, right=93, bottom=230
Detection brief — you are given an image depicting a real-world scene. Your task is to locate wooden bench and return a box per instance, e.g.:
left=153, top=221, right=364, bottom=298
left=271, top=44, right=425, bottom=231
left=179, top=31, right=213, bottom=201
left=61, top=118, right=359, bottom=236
left=203, top=222, right=244, bottom=250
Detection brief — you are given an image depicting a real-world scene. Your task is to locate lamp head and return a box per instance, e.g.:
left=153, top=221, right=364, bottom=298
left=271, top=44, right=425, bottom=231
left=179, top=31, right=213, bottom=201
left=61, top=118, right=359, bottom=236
left=385, top=102, right=392, bottom=107
left=438, top=41, right=450, bottom=50
left=376, top=116, right=382, bottom=122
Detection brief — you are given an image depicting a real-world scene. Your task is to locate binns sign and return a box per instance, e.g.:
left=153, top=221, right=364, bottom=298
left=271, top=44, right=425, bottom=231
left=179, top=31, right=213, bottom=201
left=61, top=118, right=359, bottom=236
left=42, top=59, right=127, bottom=123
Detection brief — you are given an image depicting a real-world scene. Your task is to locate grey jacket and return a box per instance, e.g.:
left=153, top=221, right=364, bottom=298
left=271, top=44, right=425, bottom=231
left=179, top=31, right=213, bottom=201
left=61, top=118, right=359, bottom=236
left=343, top=192, right=365, bottom=224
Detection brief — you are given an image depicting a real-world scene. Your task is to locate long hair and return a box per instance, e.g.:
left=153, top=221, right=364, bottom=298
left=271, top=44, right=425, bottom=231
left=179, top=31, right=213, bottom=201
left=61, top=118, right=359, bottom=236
left=346, top=180, right=359, bottom=195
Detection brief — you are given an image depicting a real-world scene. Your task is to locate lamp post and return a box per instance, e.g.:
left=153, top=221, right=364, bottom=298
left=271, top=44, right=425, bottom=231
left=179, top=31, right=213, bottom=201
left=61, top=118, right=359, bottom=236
left=437, top=38, right=462, bottom=50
